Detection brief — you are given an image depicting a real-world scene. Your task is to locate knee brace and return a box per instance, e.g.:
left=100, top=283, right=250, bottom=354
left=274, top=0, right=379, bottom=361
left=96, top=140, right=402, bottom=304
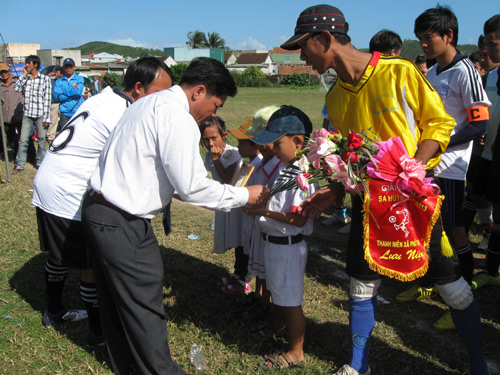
left=349, top=277, right=382, bottom=300
left=436, top=277, right=473, bottom=310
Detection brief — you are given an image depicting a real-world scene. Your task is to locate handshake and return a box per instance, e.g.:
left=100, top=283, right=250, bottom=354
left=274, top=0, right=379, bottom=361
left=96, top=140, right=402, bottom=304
left=245, top=185, right=269, bottom=207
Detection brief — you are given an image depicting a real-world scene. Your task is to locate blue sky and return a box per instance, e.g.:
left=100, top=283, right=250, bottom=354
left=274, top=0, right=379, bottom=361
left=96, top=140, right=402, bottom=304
left=2, top=1, right=498, bottom=52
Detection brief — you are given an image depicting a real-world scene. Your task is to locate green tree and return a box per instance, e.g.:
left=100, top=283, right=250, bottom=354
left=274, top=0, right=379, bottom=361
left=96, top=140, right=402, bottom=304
left=282, top=73, right=310, bottom=87
left=170, top=64, right=189, bottom=85
left=205, top=32, right=225, bottom=49
left=186, top=30, right=207, bottom=49
left=232, top=66, right=270, bottom=87
left=103, top=72, right=122, bottom=89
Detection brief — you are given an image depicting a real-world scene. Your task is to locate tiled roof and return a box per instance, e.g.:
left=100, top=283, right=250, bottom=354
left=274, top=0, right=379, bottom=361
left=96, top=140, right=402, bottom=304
left=236, top=53, right=269, bottom=64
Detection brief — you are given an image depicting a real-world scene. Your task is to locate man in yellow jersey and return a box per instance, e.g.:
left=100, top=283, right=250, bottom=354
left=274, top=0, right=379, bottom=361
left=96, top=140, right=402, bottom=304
left=281, top=4, right=489, bottom=375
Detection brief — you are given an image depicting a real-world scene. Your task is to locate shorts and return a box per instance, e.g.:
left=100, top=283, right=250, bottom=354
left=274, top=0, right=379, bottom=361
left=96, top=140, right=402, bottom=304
left=346, top=194, right=461, bottom=285
left=486, top=154, right=500, bottom=204
left=466, top=153, right=483, bottom=182
left=437, top=178, right=465, bottom=227
left=36, top=207, right=90, bottom=269
left=472, top=158, right=492, bottom=196
left=263, top=240, right=307, bottom=307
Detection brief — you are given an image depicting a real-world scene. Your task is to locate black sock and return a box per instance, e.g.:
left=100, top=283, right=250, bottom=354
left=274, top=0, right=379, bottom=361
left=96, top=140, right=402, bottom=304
left=45, top=260, right=68, bottom=314
left=80, top=281, right=102, bottom=337
left=463, top=196, right=477, bottom=234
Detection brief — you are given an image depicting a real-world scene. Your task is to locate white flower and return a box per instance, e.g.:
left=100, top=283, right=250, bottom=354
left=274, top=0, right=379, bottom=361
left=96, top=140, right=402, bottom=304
left=298, top=155, right=309, bottom=173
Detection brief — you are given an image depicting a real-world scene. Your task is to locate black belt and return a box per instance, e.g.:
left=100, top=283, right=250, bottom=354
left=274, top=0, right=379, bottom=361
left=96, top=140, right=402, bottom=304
left=261, top=233, right=303, bottom=245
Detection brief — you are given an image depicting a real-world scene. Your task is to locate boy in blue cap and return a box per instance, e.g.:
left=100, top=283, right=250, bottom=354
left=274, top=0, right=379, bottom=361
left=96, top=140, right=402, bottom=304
left=243, top=105, right=315, bottom=370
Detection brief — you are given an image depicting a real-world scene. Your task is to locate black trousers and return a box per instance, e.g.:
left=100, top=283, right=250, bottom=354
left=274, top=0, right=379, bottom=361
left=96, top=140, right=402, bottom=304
left=82, top=192, right=185, bottom=375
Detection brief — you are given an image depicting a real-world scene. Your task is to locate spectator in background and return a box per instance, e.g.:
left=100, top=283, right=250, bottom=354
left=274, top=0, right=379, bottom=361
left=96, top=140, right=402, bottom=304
left=369, top=29, right=402, bottom=56
left=0, top=67, right=24, bottom=159
left=54, top=58, right=84, bottom=130
left=414, top=55, right=429, bottom=75
left=14, top=55, right=51, bottom=172
left=478, top=34, right=500, bottom=73
left=47, top=66, right=64, bottom=143
left=92, top=76, right=102, bottom=95
left=469, top=51, right=486, bottom=75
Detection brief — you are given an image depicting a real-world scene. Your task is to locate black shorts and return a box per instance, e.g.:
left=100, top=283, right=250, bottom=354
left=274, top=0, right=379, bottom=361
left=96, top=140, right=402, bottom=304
left=36, top=207, right=90, bottom=269
left=346, top=192, right=461, bottom=285
left=472, top=157, right=492, bottom=196
left=437, top=178, right=465, bottom=227
left=486, top=154, right=500, bottom=204
left=466, top=153, right=483, bottom=182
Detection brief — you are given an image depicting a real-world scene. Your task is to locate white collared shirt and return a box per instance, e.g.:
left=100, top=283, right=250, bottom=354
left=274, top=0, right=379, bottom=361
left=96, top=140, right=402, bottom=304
left=88, top=85, right=249, bottom=219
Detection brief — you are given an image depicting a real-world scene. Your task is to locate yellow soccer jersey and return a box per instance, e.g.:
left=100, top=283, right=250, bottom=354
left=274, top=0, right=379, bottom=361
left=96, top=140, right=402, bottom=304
left=325, top=52, right=454, bottom=168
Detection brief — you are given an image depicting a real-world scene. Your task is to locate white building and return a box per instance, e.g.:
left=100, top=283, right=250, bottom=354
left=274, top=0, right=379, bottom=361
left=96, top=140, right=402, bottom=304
left=0, top=43, right=40, bottom=62
left=37, top=49, right=82, bottom=67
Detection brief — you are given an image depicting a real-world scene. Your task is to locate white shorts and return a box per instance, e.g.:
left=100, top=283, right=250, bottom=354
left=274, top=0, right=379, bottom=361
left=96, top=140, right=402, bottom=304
left=264, top=240, right=307, bottom=307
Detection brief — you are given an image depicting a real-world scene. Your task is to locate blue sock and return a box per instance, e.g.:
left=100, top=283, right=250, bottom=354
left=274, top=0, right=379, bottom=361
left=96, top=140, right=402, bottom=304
left=349, top=297, right=376, bottom=373
left=450, top=297, right=488, bottom=375
left=335, top=208, right=347, bottom=218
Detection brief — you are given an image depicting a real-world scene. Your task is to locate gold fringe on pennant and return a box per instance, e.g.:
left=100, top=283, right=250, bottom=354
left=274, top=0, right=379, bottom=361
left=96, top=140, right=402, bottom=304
left=361, top=181, right=443, bottom=282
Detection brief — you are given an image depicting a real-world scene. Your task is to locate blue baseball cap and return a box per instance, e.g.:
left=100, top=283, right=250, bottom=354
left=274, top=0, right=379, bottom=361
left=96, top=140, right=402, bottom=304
left=251, top=105, right=312, bottom=145
left=63, top=58, right=75, bottom=67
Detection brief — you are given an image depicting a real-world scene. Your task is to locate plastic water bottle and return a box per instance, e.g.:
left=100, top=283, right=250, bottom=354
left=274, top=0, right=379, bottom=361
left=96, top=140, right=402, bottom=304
left=189, top=344, right=206, bottom=371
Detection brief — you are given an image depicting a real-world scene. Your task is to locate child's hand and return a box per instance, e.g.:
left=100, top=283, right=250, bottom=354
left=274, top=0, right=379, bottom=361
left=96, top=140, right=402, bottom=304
left=210, top=145, right=224, bottom=161
left=242, top=205, right=264, bottom=216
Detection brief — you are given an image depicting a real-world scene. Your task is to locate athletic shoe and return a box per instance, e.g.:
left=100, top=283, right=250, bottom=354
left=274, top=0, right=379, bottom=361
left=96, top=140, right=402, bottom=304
left=42, top=308, right=88, bottom=327
left=396, top=285, right=438, bottom=302
left=334, top=364, right=371, bottom=375
left=433, top=310, right=455, bottom=331
left=337, top=223, right=351, bottom=235
left=322, top=213, right=348, bottom=226
left=62, top=309, right=88, bottom=322
left=87, top=332, right=105, bottom=347
left=477, top=233, right=490, bottom=251
left=42, top=308, right=67, bottom=327
left=472, top=273, right=500, bottom=290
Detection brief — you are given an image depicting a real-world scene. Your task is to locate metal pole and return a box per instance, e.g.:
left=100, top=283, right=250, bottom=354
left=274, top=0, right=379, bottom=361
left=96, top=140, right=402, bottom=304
left=0, top=99, right=12, bottom=183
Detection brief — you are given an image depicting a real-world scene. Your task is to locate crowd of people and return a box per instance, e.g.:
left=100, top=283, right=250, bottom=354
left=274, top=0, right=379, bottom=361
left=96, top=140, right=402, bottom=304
left=0, top=57, right=102, bottom=171
left=1, top=3, right=499, bottom=375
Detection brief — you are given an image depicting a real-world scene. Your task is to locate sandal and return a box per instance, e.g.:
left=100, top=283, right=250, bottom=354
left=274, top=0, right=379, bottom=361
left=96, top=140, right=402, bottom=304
left=220, top=280, right=251, bottom=295
left=12, top=168, right=23, bottom=174
left=217, top=273, right=239, bottom=287
left=260, top=351, right=303, bottom=370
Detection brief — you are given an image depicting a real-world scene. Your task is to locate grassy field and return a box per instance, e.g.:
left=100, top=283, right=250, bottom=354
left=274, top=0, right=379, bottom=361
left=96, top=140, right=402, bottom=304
left=1, top=87, right=499, bottom=375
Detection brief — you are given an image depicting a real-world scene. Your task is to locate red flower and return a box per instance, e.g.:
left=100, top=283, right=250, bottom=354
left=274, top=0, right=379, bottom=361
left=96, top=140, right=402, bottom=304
left=343, top=151, right=359, bottom=163
left=347, top=133, right=364, bottom=150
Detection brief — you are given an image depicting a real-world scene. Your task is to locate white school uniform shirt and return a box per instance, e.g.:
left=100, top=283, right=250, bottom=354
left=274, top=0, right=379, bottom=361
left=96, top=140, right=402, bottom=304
left=259, top=163, right=316, bottom=237
left=482, top=68, right=500, bottom=161
left=32, top=86, right=131, bottom=221
left=427, top=56, right=491, bottom=180
left=204, top=144, right=244, bottom=253
left=88, top=85, right=248, bottom=219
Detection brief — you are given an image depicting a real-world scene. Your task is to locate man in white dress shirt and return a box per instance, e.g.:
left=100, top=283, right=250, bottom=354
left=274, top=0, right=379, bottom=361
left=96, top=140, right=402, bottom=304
left=82, top=57, right=268, bottom=375
left=32, top=57, right=173, bottom=346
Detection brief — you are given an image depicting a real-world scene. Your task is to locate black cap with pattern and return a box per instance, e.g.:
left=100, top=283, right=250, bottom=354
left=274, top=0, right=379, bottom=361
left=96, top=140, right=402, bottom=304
left=281, top=4, right=346, bottom=50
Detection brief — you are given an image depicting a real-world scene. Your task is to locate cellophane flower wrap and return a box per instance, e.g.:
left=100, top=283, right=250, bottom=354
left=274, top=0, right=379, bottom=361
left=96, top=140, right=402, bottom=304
left=268, top=128, right=434, bottom=199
